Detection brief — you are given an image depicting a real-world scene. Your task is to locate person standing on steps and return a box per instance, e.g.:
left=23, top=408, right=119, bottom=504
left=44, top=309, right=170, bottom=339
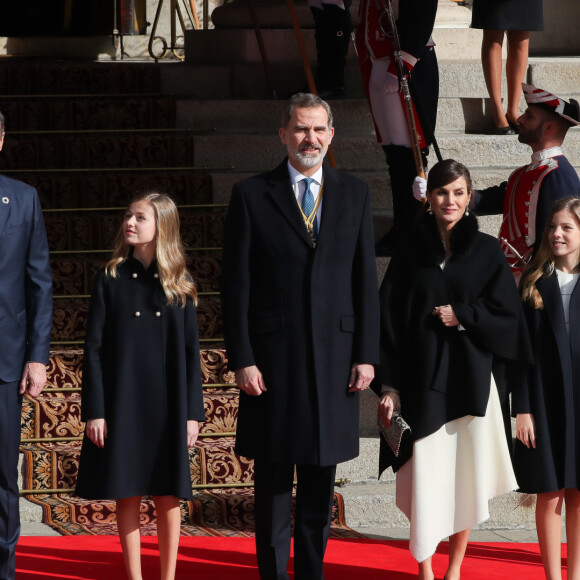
left=355, top=0, right=439, bottom=256
left=471, top=0, right=543, bottom=135
left=308, top=0, right=352, bottom=99
left=76, top=193, right=204, bottom=580
left=0, top=110, right=53, bottom=580
left=221, top=92, right=380, bottom=580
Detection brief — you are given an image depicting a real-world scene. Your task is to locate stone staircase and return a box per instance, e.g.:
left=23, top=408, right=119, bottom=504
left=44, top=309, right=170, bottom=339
left=5, top=0, right=579, bottom=534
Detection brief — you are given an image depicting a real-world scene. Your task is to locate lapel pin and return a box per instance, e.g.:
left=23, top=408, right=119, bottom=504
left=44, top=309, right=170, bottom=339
left=2, top=197, right=9, bottom=204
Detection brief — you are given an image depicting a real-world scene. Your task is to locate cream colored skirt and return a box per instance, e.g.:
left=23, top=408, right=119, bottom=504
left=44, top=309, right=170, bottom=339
left=396, top=378, right=517, bottom=563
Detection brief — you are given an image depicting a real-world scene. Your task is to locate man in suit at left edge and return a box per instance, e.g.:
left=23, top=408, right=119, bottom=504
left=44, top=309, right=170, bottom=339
left=221, top=93, right=380, bottom=579
left=0, top=110, right=53, bottom=580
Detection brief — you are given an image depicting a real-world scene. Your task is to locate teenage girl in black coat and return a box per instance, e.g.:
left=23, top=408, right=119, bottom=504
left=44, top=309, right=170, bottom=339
left=76, top=193, right=204, bottom=580
left=515, top=196, right=580, bottom=580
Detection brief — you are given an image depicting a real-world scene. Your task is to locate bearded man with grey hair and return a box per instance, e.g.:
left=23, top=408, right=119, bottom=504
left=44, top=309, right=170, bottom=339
left=221, top=93, right=380, bottom=580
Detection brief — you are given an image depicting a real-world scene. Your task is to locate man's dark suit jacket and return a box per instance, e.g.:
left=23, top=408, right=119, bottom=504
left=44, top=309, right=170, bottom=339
left=0, top=174, right=52, bottom=380
left=221, top=160, right=380, bottom=467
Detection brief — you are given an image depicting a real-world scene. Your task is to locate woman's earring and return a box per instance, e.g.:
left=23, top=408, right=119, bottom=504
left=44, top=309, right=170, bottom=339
left=465, top=207, right=470, bottom=216
left=427, top=202, right=433, bottom=215
left=465, top=196, right=471, bottom=216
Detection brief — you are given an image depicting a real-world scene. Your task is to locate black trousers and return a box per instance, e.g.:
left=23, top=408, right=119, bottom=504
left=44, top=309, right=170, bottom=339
left=0, top=381, right=22, bottom=580
left=254, top=461, right=337, bottom=580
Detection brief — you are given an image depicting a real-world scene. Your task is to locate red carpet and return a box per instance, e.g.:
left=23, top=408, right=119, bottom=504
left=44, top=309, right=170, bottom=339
left=16, top=536, right=564, bottom=579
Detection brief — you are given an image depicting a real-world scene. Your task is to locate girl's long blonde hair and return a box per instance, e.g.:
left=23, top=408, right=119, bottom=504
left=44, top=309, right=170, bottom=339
left=105, top=193, right=197, bottom=306
left=521, top=196, right=580, bottom=309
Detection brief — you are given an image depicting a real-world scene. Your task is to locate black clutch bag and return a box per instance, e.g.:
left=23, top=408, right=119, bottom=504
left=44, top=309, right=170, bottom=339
left=377, top=411, right=413, bottom=472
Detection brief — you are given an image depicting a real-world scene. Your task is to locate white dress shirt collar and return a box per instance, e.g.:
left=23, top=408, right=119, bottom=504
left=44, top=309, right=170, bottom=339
left=287, top=162, right=324, bottom=189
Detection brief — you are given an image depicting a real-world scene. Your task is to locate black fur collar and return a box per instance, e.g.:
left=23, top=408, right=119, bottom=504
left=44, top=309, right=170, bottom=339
left=413, top=211, right=479, bottom=266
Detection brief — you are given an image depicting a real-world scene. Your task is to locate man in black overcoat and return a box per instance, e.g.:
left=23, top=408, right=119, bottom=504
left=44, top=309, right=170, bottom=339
left=221, top=93, right=380, bottom=580
left=0, top=111, right=53, bottom=580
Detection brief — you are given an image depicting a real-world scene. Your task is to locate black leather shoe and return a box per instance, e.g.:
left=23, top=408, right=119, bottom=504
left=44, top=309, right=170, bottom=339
left=493, top=125, right=516, bottom=135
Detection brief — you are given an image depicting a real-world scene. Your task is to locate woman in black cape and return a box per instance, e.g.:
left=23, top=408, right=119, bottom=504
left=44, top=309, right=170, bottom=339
left=377, top=159, right=533, bottom=580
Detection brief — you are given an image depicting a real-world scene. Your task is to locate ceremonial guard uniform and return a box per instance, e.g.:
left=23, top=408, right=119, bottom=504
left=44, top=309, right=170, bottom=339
left=355, top=0, right=439, bottom=255
left=499, top=148, right=580, bottom=270
left=477, top=84, right=580, bottom=280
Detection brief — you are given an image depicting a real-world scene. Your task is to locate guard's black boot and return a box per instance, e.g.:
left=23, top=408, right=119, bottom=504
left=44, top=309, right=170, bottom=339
left=375, top=144, right=427, bottom=257
left=311, top=4, right=351, bottom=99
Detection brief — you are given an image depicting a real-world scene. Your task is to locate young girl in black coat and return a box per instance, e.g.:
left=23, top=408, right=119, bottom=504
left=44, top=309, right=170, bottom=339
left=76, top=193, right=204, bottom=580
left=516, top=196, right=580, bottom=580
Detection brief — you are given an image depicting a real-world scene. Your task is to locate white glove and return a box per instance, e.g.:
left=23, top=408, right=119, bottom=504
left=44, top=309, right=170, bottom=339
left=412, top=175, right=427, bottom=201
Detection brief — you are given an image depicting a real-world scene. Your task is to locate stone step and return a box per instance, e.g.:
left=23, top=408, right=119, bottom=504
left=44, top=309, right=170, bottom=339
left=432, top=26, right=484, bottom=61
left=177, top=93, right=579, bottom=137
left=0, top=55, right=575, bottom=106
left=191, top=131, right=580, bottom=174
left=211, top=0, right=471, bottom=32
left=442, top=58, right=580, bottom=98
left=339, top=480, right=538, bottom=531
left=0, top=131, right=197, bottom=171
left=434, top=0, right=473, bottom=26
left=441, top=131, right=580, bottom=168
left=0, top=94, right=179, bottom=131
left=167, top=55, right=580, bottom=100
left=0, top=60, right=164, bottom=95
left=183, top=27, right=486, bottom=66
left=0, top=37, right=147, bottom=61
left=2, top=89, right=577, bottom=151
left=336, top=437, right=389, bottom=483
